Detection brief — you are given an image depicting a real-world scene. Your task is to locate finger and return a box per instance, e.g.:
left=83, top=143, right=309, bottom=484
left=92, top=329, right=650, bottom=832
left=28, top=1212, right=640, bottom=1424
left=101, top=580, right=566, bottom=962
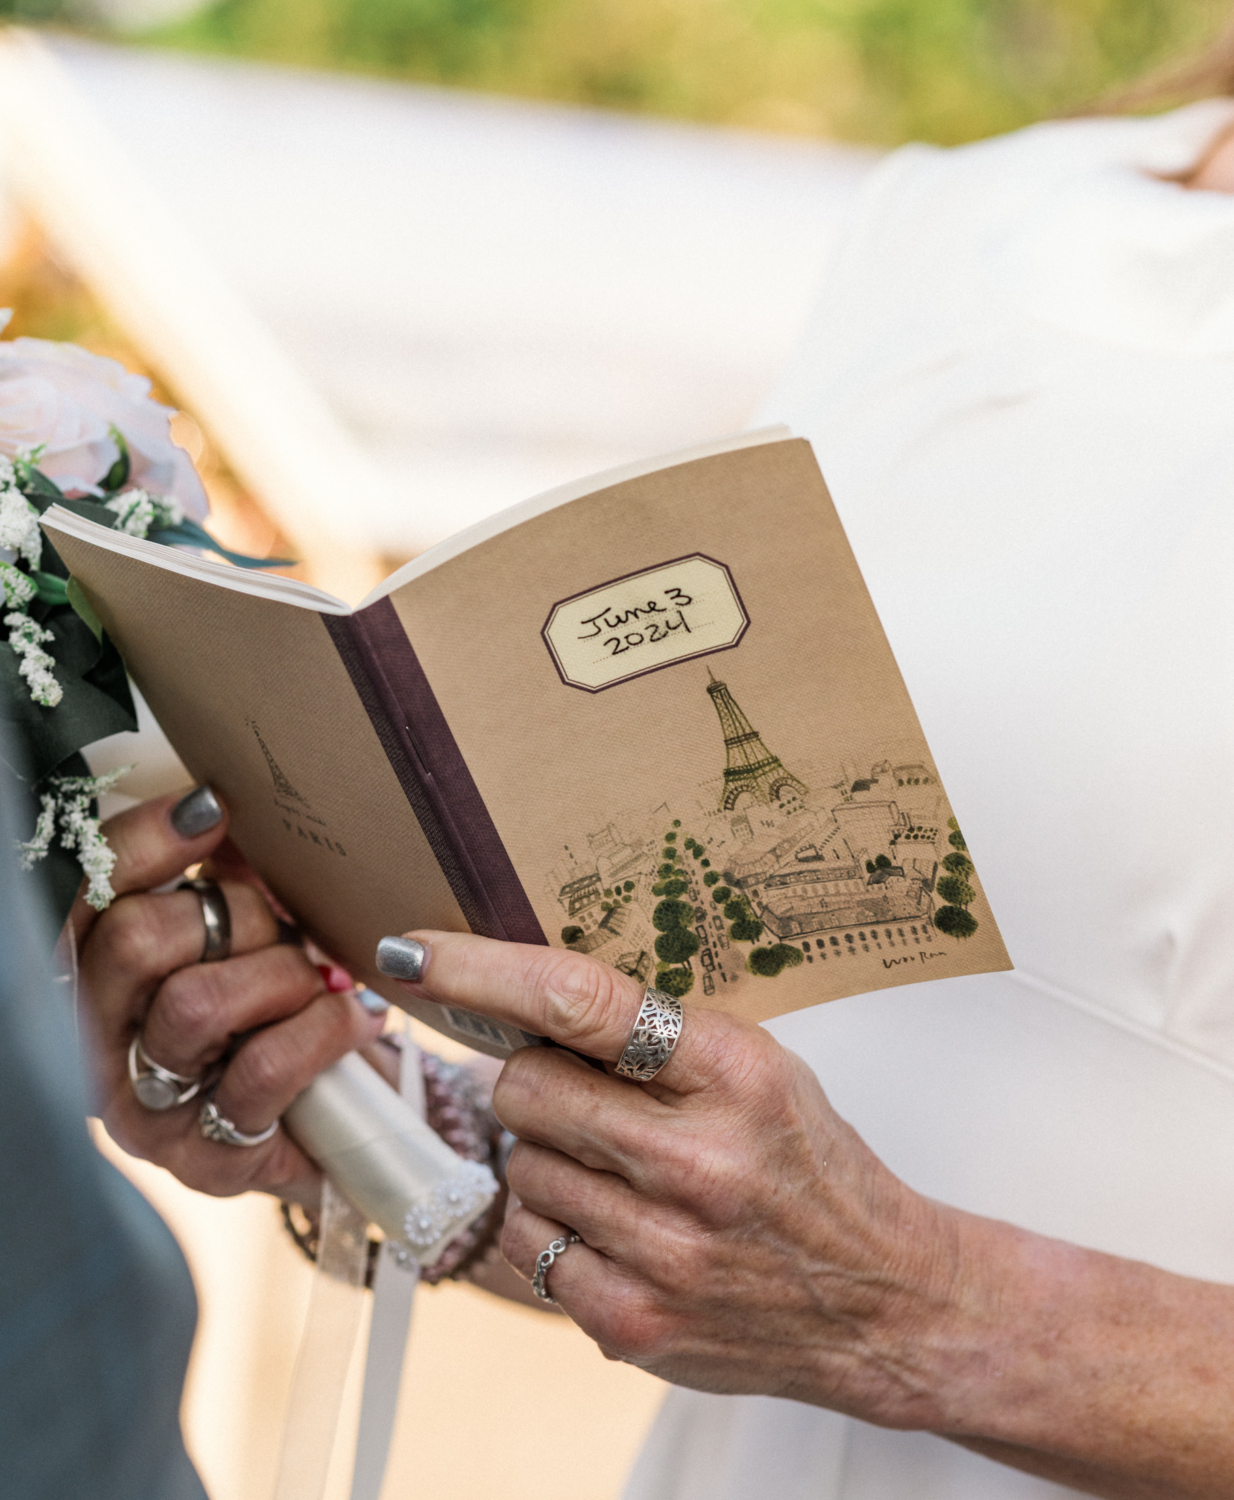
left=202, top=836, right=295, bottom=920
left=141, top=944, right=330, bottom=1078
left=383, top=931, right=723, bottom=1092
left=500, top=1200, right=651, bottom=1350
left=506, top=1139, right=647, bottom=1259
left=108, top=1095, right=326, bottom=1206
left=82, top=881, right=281, bottom=1038
left=212, top=990, right=387, bottom=1133
left=70, top=785, right=228, bottom=944
left=494, top=1045, right=665, bottom=1178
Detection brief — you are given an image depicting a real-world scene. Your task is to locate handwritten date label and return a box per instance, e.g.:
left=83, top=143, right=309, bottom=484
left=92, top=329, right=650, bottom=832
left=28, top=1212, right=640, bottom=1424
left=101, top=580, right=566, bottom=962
left=543, top=555, right=747, bottom=691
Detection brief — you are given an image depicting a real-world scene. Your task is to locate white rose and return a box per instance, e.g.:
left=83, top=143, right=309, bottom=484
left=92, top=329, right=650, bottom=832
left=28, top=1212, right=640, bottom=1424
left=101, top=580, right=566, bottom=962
left=0, top=310, right=208, bottom=519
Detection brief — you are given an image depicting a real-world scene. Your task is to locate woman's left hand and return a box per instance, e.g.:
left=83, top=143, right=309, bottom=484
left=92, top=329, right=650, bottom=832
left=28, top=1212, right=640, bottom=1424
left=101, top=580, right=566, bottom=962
left=384, top=930, right=963, bottom=1426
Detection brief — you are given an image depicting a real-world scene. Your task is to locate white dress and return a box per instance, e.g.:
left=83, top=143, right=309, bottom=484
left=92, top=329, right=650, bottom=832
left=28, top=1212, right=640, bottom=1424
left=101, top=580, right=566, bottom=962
left=624, top=99, right=1234, bottom=1500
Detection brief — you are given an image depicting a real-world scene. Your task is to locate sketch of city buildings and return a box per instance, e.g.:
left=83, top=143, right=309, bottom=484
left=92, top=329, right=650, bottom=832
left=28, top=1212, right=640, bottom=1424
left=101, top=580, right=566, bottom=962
left=548, top=673, right=948, bottom=992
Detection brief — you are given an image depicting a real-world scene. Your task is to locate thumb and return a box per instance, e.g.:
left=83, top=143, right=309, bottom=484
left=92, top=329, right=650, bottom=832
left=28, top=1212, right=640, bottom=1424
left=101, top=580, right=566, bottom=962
left=70, top=784, right=229, bottom=944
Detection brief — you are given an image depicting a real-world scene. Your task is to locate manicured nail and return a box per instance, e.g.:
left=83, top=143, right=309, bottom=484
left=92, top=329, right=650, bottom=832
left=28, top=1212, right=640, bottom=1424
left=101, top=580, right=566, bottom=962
left=376, top=936, right=426, bottom=983
left=317, top=962, right=354, bottom=994
left=171, top=785, right=223, bottom=839
left=356, top=987, right=390, bottom=1015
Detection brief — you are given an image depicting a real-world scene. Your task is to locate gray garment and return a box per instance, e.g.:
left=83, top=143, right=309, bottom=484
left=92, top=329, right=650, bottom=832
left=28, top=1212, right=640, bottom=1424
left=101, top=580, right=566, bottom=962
left=0, top=754, right=205, bottom=1500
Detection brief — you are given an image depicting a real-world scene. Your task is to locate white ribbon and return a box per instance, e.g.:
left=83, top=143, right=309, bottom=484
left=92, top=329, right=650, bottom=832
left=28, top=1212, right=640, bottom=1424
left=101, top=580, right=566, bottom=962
left=348, top=1028, right=421, bottom=1500
left=273, top=1023, right=428, bottom=1500
left=272, top=1178, right=370, bottom=1500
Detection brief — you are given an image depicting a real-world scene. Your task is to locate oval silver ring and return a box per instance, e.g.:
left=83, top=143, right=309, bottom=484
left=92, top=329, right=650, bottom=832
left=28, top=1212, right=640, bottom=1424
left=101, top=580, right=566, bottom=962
left=179, top=877, right=232, bottom=963
left=128, top=1033, right=204, bottom=1111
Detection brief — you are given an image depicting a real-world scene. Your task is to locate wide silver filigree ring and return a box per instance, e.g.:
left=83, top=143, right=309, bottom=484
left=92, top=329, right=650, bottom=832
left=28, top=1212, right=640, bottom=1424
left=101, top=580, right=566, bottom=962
left=178, top=877, right=232, bottom=963
left=531, top=1231, right=581, bottom=1304
left=128, top=1033, right=203, bottom=1112
left=615, top=988, right=684, bottom=1083
left=199, top=1098, right=279, bottom=1149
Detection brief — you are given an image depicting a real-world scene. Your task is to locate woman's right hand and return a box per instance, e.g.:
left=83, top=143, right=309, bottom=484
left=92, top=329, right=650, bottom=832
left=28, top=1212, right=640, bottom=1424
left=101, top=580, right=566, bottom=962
left=76, top=786, right=387, bottom=1206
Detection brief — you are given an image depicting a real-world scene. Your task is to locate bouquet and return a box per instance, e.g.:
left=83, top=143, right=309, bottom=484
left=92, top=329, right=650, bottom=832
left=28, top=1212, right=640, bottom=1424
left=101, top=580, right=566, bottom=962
left=0, top=313, right=283, bottom=926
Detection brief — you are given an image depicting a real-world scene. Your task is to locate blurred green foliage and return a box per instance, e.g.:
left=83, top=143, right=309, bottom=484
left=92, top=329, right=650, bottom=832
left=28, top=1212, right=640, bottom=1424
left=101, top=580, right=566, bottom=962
left=34, top=0, right=1234, bottom=142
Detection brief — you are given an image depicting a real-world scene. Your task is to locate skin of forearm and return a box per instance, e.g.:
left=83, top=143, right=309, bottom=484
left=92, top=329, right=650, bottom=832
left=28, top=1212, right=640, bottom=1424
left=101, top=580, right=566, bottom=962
left=913, top=1209, right=1234, bottom=1498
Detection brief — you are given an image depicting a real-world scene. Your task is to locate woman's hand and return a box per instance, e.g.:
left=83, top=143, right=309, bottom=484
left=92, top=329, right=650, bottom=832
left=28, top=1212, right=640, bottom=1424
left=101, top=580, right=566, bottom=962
left=78, top=787, right=387, bottom=1205
left=382, top=929, right=1234, bottom=1500
left=382, top=930, right=958, bottom=1415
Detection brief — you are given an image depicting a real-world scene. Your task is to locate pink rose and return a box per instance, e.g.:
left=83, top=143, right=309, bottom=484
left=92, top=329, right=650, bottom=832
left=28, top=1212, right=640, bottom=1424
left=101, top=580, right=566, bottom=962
left=0, top=313, right=208, bottom=519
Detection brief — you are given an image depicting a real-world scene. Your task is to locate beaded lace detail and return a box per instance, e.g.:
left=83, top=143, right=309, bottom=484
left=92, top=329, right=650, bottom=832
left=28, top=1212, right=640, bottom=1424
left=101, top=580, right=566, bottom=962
left=403, top=1158, right=498, bottom=1250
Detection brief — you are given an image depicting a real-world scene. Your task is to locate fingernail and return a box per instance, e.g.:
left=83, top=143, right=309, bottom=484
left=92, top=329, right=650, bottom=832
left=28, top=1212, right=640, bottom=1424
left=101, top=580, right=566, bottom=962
left=356, top=987, right=390, bottom=1015
left=376, top=936, right=426, bottom=983
left=171, top=785, right=223, bottom=839
left=317, top=962, right=354, bottom=993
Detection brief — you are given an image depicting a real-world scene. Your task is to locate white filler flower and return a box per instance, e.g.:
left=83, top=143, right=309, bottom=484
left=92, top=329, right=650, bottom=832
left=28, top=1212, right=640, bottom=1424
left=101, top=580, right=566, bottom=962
left=0, top=559, right=61, bottom=708
left=18, top=766, right=132, bottom=909
left=0, top=456, right=42, bottom=568
left=105, top=487, right=185, bottom=538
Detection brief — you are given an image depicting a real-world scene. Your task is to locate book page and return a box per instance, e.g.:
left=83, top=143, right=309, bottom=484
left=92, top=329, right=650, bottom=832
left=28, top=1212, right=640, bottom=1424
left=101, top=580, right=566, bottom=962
left=384, top=438, right=1011, bottom=1025
left=359, top=425, right=789, bottom=607
left=43, top=521, right=470, bottom=1008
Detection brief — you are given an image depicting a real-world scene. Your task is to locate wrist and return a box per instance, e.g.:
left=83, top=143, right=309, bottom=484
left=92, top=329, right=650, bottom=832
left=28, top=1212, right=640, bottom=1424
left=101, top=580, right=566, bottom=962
left=882, top=1207, right=1113, bottom=1445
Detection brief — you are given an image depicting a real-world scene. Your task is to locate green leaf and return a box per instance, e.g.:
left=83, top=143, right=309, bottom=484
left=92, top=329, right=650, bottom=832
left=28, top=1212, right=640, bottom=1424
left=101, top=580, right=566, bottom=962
left=32, top=572, right=69, bottom=607
left=149, top=519, right=295, bottom=569
left=19, top=466, right=66, bottom=510
left=0, top=612, right=135, bottom=783
left=66, top=576, right=102, bottom=640
left=102, top=426, right=131, bottom=493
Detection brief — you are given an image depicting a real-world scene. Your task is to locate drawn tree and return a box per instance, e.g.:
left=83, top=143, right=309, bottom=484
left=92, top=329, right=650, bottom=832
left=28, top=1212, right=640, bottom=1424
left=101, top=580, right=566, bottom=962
left=656, top=966, right=694, bottom=998
left=561, top=925, right=584, bottom=945
left=747, top=944, right=805, bottom=978
left=935, top=906, right=978, bottom=939
left=936, top=874, right=975, bottom=906
left=935, top=819, right=979, bottom=939
left=655, top=925, right=700, bottom=964
left=653, top=898, right=693, bottom=931
left=730, top=913, right=764, bottom=943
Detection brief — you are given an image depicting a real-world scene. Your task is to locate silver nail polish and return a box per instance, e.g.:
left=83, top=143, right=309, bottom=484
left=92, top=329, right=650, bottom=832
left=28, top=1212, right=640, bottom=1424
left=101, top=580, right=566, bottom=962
left=375, top=936, right=426, bottom=983
left=171, top=785, right=223, bottom=839
left=356, top=987, right=390, bottom=1015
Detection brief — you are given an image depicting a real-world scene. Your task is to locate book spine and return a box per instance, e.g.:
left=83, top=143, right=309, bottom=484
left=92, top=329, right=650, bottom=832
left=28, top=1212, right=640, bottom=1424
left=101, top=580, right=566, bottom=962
left=322, top=601, right=546, bottom=946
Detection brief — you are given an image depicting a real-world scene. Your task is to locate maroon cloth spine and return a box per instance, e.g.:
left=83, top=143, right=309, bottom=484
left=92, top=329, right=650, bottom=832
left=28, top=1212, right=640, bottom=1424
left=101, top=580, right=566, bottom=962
left=322, top=598, right=546, bottom=946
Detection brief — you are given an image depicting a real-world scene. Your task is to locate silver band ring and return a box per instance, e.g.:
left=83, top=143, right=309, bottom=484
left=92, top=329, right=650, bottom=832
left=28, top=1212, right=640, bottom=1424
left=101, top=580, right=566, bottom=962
left=531, top=1231, right=581, bottom=1304
left=179, top=878, right=232, bottom=963
left=615, top=988, right=684, bottom=1082
left=128, top=1033, right=203, bottom=1111
left=199, top=1098, right=279, bottom=1148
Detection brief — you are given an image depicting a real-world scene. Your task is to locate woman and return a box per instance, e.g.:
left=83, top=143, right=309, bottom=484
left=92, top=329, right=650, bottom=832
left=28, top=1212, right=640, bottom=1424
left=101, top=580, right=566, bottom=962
left=78, top=20, right=1234, bottom=1500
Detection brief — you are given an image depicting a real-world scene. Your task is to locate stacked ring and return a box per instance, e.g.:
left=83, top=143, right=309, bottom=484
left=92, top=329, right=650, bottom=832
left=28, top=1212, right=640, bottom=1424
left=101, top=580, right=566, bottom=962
left=199, top=1099, right=279, bottom=1148
left=128, top=1034, right=204, bottom=1111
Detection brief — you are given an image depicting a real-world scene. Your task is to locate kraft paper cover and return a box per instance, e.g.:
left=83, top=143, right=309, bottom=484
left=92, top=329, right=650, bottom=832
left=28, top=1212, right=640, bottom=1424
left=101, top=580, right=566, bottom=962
left=40, top=527, right=469, bottom=1011
left=386, top=438, right=1012, bottom=1023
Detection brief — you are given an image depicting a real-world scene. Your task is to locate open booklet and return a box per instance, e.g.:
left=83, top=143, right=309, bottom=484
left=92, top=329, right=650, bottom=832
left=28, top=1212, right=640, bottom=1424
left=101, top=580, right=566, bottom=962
left=45, top=428, right=1011, bottom=1057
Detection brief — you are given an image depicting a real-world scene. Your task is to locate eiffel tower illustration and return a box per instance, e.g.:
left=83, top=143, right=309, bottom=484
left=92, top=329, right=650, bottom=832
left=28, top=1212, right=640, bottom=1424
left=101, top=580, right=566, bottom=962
left=706, top=670, right=808, bottom=811
left=248, top=719, right=308, bottom=805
